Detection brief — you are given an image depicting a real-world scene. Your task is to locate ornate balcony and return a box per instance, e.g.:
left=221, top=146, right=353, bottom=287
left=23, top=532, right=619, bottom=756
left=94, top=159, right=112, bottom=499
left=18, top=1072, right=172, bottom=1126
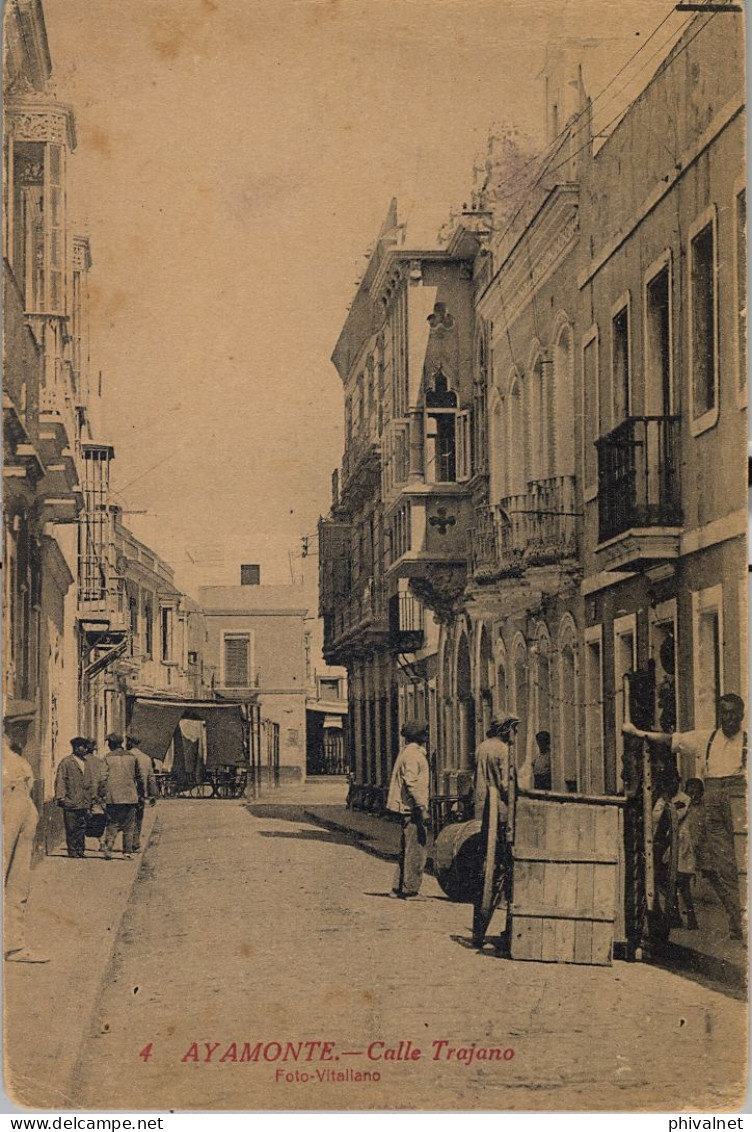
left=340, top=432, right=381, bottom=506
left=595, top=416, right=681, bottom=571
left=470, top=476, right=578, bottom=582
left=323, top=575, right=390, bottom=663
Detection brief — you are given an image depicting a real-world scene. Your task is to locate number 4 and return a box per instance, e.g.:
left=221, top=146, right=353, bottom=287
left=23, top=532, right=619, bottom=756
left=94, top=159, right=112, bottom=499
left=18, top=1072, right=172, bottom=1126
left=139, top=1043, right=154, bottom=1062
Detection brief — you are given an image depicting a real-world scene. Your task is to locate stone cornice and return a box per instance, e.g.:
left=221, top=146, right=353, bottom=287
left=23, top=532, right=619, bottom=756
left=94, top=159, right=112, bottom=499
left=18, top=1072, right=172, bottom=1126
left=479, top=183, right=579, bottom=335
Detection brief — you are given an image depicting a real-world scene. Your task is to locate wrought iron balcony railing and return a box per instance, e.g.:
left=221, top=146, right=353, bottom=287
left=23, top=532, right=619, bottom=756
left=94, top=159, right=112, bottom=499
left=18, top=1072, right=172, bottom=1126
left=595, top=416, right=681, bottom=544
left=470, top=475, right=578, bottom=579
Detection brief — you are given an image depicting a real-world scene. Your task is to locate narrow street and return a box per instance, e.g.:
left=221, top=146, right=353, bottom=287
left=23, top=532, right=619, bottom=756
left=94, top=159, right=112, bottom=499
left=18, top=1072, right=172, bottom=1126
left=52, top=790, right=747, bottom=1111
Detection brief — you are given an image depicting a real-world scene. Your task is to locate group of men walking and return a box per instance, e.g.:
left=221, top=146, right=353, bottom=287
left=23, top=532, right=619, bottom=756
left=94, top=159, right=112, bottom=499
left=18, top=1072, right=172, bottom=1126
left=2, top=725, right=159, bottom=964
left=55, top=733, right=158, bottom=860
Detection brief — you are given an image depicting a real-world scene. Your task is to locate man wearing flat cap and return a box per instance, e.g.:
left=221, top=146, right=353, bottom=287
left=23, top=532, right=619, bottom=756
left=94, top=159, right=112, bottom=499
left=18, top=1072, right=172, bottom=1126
left=102, top=733, right=143, bottom=860
left=386, top=719, right=431, bottom=899
left=55, top=736, right=104, bottom=859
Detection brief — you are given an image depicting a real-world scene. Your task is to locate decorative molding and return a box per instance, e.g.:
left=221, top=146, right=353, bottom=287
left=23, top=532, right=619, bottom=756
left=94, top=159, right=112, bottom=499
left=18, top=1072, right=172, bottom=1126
left=409, top=567, right=466, bottom=626
left=680, top=507, right=746, bottom=556
left=7, top=99, right=77, bottom=149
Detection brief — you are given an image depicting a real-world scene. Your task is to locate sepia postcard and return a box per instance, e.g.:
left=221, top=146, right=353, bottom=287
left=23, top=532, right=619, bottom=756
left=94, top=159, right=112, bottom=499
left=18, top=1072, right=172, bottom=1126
left=2, top=0, right=749, bottom=1114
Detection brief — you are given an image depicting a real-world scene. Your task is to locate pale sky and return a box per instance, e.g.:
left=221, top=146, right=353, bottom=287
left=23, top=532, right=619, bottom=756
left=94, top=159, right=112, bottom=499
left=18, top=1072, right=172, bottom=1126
left=42, top=0, right=687, bottom=595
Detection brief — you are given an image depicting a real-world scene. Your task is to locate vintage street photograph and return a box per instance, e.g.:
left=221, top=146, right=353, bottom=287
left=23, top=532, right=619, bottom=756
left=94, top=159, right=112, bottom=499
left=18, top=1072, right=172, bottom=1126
left=2, top=0, right=748, bottom=1113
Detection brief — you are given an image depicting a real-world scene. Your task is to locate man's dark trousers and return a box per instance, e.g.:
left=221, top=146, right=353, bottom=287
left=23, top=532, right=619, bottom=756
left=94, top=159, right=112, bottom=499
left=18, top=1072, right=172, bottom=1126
left=63, top=809, right=87, bottom=858
left=104, top=804, right=137, bottom=854
left=393, top=812, right=427, bottom=896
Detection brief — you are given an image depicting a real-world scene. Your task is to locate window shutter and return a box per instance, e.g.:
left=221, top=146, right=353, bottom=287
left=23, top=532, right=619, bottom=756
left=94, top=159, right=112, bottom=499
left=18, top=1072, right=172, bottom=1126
left=224, top=635, right=250, bottom=687
left=457, top=410, right=471, bottom=481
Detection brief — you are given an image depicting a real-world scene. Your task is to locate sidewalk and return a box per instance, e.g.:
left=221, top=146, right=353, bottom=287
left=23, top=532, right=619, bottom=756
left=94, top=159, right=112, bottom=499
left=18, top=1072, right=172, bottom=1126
left=4, top=807, right=159, bottom=1108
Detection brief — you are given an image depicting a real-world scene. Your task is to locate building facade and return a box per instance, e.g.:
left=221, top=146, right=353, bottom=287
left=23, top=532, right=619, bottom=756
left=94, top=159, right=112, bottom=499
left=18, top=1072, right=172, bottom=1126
left=320, top=13, right=746, bottom=811
left=3, top=0, right=101, bottom=839
left=200, top=573, right=309, bottom=782
left=320, top=201, right=480, bottom=807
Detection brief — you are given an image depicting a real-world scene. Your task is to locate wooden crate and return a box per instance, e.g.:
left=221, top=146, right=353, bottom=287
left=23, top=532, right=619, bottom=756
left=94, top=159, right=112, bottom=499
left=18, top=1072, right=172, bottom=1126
left=510, top=793, right=621, bottom=966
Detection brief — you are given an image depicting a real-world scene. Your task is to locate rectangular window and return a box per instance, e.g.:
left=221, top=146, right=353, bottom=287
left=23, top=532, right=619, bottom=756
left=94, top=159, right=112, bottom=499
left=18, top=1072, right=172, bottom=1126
left=319, top=677, right=341, bottom=699
left=612, top=303, right=630, bottom=425
left=693, top=586, right=723, bottom=730
left=223, top=634, right=251, bottom=688
left=161, top=607, right=173, bottom=663
left=426, top=412, right=456, bottom=482
left=143, top=600, right=153, bottom=659
left=690, top=216, right=717, bottom=426
left=613, top=615, right=636, bottom=796
left=456, top=410, right=471, bottom=481
left=582, top=332, right=598, bottom=496
left=645, top=264, right=672, bottom=416
left=735, top=186, right=747, bottom=400
left=585, top=629, right=604, bottom=795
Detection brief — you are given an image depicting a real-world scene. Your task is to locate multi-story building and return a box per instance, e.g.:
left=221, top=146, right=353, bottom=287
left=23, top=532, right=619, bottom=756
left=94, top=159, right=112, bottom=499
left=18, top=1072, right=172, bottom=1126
left=320, top=201, right=480, bottom=807
left=200, top=569, right=309, bottom=782
left=3, top=0, right=102, bottom=837
left=78, top=492, right=212, bottom=748
left=321, top=12, right=746, bottom=816
left=577, top=12, right=746, bottom=792
left=454, top=63, right=587, bottom=794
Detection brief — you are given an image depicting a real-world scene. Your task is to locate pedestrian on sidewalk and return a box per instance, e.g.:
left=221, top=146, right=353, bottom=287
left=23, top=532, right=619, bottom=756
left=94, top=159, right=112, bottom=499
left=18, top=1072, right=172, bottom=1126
left=85, top=738, right=108, bottom=850
left=386, top=720, right=430, bottom=899
left=472, top=714, right=518, bottom=948
left=3, top=716, right=48, bottom=963
left=126, top=735, right=158, bottom=852
left=54, top=737, right=103, bottom=858
left=624, top=691, right=746, bottom=940
left=102, top=733, right=143, bottom=860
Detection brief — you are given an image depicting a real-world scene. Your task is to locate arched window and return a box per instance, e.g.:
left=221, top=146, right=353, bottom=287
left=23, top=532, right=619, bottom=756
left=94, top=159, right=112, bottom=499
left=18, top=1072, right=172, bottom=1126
left=489, top=388, right=505, bottom=502
left=553, top=324, right=574, bottom=477
left=509, top=376, right=526, bottom=495
left=473, top=330, right=489, bottom=475
left=529, top=353, right=552, bottom=483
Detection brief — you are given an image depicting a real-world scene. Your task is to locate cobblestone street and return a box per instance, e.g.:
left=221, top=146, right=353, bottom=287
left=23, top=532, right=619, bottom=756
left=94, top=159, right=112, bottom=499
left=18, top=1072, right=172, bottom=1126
left=56, top=790, right=747, bottom=1112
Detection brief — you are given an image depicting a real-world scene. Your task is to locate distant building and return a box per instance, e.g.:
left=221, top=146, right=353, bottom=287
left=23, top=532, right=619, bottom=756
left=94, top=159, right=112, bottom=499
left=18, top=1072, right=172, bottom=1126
left=304, top=612, right=348, bottom=777
left=200, top=568, right=309, bottom=782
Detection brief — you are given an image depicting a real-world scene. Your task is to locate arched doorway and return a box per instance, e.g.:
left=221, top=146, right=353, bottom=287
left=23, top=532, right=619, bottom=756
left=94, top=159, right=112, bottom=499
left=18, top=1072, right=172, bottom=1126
left=512, top=633, right=529, bottom=772
left=558, top=618, right=579, bottom=791
left=455, top=630, right=475, bottom=771
left=477, top=623, right=494, bottom=740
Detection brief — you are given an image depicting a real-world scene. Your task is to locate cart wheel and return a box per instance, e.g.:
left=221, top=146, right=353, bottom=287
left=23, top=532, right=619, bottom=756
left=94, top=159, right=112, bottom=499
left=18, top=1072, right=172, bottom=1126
left=472, top=789, right=501, bottom=947
left=190, top=783, right=213, bottom=799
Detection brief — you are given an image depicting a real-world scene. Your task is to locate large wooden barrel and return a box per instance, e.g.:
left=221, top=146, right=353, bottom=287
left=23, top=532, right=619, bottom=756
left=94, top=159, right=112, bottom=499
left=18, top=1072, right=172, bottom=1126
left=434, top=819, right=484, bottom=902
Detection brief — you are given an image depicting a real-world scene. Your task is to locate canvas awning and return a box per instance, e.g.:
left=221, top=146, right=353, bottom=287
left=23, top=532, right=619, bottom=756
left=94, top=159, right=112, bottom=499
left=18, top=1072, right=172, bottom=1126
left=128, top=698, right=247, bottom=768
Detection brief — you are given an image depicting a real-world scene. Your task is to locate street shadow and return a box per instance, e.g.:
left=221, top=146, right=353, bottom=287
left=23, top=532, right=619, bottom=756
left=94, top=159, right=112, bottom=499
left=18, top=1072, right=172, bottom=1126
left=256, top=828, right=356, bottom=846
left=651, top=943, right=747, bottom=1001
left=244, top=803, right=399, bottom=864
left=450, top=933, right=508, bottom=959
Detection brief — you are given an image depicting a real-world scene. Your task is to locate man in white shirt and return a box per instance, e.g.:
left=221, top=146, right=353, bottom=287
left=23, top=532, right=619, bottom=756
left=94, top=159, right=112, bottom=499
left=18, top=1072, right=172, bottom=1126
left=624, top=693, right=746, bottom=940
left=3, top=719, right=49, bottom=962
left=386, top=720, right=430, bottom=899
